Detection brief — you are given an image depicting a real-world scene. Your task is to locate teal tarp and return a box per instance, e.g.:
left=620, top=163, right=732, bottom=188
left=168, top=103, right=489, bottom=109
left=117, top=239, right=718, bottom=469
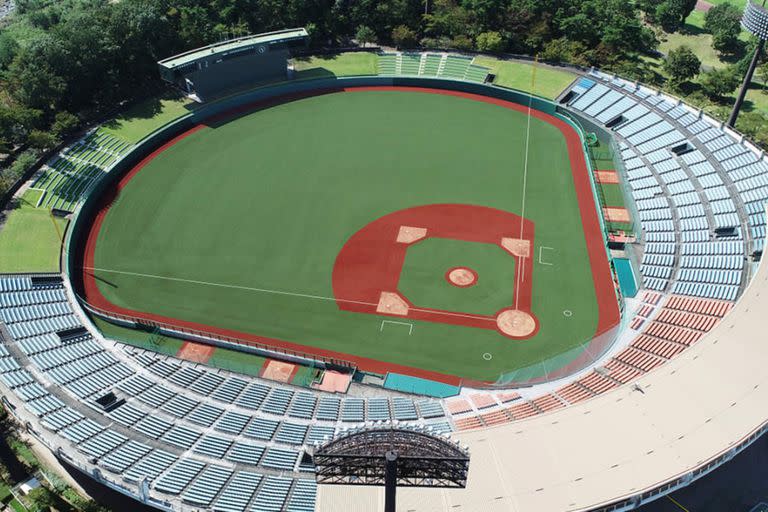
left=384, top=373, right=461, bottom=398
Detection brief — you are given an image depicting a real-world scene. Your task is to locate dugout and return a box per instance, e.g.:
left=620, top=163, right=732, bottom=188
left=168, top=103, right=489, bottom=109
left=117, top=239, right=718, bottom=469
left=157, top=28, right=309, bottom=101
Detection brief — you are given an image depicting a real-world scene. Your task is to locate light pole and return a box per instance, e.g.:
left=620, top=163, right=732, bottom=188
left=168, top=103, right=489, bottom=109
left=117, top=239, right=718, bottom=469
left=728, top=0, right=768, bottom=128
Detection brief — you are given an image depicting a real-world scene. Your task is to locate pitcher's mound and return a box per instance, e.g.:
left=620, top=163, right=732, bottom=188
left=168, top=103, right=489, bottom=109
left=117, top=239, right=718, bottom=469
left=496, top=308, right=537, bottom=338
left=446, top=267, right=478, bottom=288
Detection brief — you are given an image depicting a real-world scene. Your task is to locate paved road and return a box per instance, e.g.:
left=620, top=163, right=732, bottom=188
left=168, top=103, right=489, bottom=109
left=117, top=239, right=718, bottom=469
left=640, top=431, right=768, bottom=512
left=0, top=0, right=14, bottom=21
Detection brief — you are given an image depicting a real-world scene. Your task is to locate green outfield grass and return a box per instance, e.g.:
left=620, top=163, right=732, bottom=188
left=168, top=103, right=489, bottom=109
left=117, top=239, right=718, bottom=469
left=0, top=191, right=67, bottom=273
left=600, top=185, right=627, bottom=208
left=90, top=90, right=606, bottom=381
left=93, top=316, right=275, bottom=376
left=703, top=0, right=746, bottom=6
left=93, top=317, right=184, bottom=356
left=207, top=349, right=267, bottom=378
left=100, top=95, right=194, bottom=143
left=292, top=52, right=378, bottom=79
left=472, top=57, right=577, bottom=99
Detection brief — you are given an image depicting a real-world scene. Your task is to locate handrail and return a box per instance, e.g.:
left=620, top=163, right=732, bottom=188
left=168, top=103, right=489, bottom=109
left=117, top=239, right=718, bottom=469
left=78, top=297, right=357, bottom=370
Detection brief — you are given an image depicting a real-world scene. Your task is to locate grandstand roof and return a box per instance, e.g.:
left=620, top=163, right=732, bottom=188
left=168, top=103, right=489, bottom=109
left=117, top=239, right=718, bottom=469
left=318, top=240, right=768, bottom=510
left=157, top=28, right=308, bottom=70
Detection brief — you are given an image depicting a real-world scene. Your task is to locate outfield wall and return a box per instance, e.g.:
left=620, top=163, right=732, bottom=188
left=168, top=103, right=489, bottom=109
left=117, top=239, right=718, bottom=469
left=65, top=75, right=624, bottom=389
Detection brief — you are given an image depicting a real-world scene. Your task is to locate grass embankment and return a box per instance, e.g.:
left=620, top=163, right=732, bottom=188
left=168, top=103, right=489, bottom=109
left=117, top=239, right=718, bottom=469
left=99, top=94, right=193, bottom=144
left=0, top=190, right=67, bottom=273
left=290, top=52, right=577, bottom=100
left=473, top=56, right=577, bottom=99
left=292, top=52, right=378, bottom=79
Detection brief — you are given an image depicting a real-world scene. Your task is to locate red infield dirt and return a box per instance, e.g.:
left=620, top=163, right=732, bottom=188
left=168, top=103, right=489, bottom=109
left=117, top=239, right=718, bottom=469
left=80, top=86, right=619, bottom=385
left=177, top=341, right=216, bottom=363
left=260, top=359, right=297, bottom=383
left=595, top=170, right=620, bottom=184
left=332, top=203, right=538, bottom=338
left=603, top=207, right=631, bottom=223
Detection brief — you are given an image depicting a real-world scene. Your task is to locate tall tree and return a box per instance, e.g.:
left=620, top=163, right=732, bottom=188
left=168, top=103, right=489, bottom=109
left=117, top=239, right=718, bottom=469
left=705, top=3, right=743, bottom=55
left=700, top=67, right=741, bottom=99
left=356, top=25, right=377, bottom=47
left=663, top=45, right=701, bottom=87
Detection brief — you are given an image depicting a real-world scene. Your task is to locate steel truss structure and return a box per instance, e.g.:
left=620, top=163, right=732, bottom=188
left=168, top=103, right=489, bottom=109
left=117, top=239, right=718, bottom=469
left=313, top=426, right=470, bottom=511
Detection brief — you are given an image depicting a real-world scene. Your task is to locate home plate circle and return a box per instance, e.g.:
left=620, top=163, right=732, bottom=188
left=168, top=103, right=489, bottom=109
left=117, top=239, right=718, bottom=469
left=496, top=308, right=537, bottom=338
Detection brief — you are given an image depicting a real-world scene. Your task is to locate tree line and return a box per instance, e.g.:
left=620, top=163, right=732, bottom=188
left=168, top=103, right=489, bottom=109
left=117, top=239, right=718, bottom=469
left=0, top=0, right=765, bottom=192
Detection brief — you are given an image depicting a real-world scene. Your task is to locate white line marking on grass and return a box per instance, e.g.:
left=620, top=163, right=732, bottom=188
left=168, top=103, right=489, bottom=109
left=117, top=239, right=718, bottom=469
left=83, top=266, right=375, bottom=307
left=83, top=266, right=497, bottom=323
left=482, top=352, right=492, bottom=361
left=380, top=320, right=413, bottom=335
left=515, top=57, right=537, bottom=309
left=538, top=246, right=554, bottom=266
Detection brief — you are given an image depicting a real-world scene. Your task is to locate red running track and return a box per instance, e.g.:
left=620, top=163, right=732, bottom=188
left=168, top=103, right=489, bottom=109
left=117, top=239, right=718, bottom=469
left=79, top=86, right=620, bottom=385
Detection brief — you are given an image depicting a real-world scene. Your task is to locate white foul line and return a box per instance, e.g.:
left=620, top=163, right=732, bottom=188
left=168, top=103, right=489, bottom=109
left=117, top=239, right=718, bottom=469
left=83, top=266, right=496, bottom=323
left=83, top=266, right=374, bottom=307
left=515, top=61, right=536, bottom=307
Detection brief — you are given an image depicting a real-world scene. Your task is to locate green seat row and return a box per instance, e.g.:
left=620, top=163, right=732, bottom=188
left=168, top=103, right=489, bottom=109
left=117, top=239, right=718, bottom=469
left=400, top=54, right=421, bottom=75
left=422, top=54, right=442, bottom=76
left=31, top=131, right=131, bottom=212
left=377, top=53, right=397, bottom=74
left=464, top=65, right=490, bottom=83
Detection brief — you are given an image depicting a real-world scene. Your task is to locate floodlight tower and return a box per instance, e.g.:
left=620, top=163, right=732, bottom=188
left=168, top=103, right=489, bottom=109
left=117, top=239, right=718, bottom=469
left=728, top=0, right=768, bottom=127
left=313, top=425, right=470, bottom=512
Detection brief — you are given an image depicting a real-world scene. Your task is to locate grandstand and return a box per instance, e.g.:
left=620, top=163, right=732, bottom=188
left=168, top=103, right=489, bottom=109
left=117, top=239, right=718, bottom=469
left=377, top=52, right=490, bottom=82
left=563, top=71, right=761, bottom=301
left=2, top=47, right=768, bottom=512
left=30, top=131, right=132, bottom=212
left=0, top=275, right=453, bottom=511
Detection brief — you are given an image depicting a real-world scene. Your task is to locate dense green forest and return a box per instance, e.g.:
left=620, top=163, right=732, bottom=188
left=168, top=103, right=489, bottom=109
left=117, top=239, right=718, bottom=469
left=0, top=0, right=766, bottom=198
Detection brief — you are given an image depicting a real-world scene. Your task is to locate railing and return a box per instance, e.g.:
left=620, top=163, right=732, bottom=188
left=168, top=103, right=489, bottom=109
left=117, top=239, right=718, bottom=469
left=78, top=298, right=356, bottom=370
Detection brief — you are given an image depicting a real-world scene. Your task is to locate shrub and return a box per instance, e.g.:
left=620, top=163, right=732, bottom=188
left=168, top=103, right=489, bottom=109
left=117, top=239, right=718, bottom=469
left=7, top=150, right=39, bottom=182
left=451, top=35, right=474, bottom=51
left=475, top=31, right=505, bottom=53
left=663, top=45, right=701, bottom=88
left=27, top=130, right=57, bottom=150
left=355, top=25, right=377, bottom=47
left=700, top=67, right=740, bottom=100
left=391, top=25, right=418, bottom=49
left=51, top=112, right=79, bottom=139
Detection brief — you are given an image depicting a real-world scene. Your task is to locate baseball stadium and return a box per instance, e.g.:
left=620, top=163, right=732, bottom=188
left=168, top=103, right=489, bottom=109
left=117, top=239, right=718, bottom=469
left=1, top=2, right=768, bottom=511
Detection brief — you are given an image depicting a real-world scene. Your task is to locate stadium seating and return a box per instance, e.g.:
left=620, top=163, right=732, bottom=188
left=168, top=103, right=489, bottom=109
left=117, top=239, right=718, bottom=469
left=565, top=72, right=764, bottom=301
left=32, top=131, right=131, bottom=212
left=376, top=52, right=490, bottom=83
left=0, top=275, right=452, bottom=510
left=4, top=64, right=768, bottom=509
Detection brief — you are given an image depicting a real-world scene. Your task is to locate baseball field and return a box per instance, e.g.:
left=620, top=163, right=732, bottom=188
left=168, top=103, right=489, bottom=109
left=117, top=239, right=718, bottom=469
left=81, top=87, right=620, bottom=384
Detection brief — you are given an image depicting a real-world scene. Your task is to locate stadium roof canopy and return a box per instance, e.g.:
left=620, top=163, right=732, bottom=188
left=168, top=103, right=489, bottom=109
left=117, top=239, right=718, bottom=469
left=157, top=28, right=309, bottom=70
